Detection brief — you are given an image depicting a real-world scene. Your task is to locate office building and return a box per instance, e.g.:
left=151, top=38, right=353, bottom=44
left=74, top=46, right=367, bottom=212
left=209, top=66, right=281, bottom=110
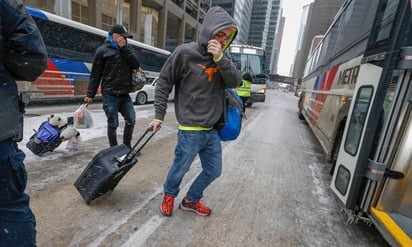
left=211, top=0, right=254, bottom=44
left=290, top=3, right=310, bottom=78
left=291, top=0, right=344, bottom=79
left=23, top=0, right=211, bottom=51
left=271, top=15, right=285, bottom=74
left=248, top=0, right=282, bottom=73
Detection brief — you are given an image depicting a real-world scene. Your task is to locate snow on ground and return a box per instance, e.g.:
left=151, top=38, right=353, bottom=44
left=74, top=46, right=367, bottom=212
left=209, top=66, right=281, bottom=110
left=19, top=106, right=159, bottom=163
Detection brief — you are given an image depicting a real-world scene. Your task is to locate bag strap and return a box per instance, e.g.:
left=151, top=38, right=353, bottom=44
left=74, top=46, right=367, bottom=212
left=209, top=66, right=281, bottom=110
left=222, top=90, right=228, bottom=123
left=225, top=88, right=246, bottom=119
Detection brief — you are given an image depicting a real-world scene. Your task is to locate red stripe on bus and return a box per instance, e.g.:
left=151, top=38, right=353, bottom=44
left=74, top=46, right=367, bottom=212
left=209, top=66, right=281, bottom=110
left=42, top=92, right=74, bottom=95
left=310, top=66, right=339, bottom=119
left=33, top=80, right=72, bottom=85
left=400, top=55, right=412, bottom=60
left=33, top=59, right=68, bottom=83
left=321, top=66, right=339, bottom=91
left=36, top=87, right=74, bottom=90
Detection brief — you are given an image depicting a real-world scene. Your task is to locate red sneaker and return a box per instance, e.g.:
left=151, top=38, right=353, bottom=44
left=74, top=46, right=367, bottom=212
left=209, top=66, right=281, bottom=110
left=160, top=194, right=174, bottom=217
left=179, top=196, right=211, bottom=216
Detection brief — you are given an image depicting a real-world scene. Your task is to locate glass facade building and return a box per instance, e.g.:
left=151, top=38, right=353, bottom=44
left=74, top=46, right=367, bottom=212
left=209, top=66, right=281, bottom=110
left=211, top=0, right=253, bottom=44
left=291, top=0, right=344, bottom=79
left=248, top=0, right=282, bottom=73
left=213, top=0, right=282, bottom=73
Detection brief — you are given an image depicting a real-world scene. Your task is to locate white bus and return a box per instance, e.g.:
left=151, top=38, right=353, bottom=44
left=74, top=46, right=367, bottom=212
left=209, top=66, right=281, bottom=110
left=22, top=6, right=170, bottom=102
left=298, top=0, right=412, bottom=245
left=229, top=44, right=267, bottom=106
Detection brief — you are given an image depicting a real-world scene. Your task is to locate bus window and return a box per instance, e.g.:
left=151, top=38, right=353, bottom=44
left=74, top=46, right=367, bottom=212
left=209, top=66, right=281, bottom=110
left=371, top=0, right=400, bottom=43
left=229, top=44, right=266, bottom=104
left=34, top=17, right=104, bottom=63
left=133, top=47, right=169, bottom=72
left=366, top=0, right=401, bottom=55
left=231, top=53, right=264, bottom=76
left=344, top=86, right=374, bottom=156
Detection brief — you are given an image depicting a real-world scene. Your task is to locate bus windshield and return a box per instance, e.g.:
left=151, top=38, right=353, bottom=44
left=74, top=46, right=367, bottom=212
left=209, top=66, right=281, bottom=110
left=229, top=45, right=266, bottom=84
left=231, top=53, right=265, bottom=76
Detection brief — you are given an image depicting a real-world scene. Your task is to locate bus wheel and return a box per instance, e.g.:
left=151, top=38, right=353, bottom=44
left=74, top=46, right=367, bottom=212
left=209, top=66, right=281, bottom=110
left=298, top=97, right=305, bottom=119
left=329, top=123, right=345, bottom=175
left=298, top=103, right=304, bottom=119
left=136, top=92, right=147, bottom=105
left=298, top=110, right=304, bottom=120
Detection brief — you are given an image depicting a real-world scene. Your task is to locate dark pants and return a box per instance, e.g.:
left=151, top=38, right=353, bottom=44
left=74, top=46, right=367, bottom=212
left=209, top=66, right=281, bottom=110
left=102, top=94, right=136, bottom=147
left=0, top=139, right=36, bottom=247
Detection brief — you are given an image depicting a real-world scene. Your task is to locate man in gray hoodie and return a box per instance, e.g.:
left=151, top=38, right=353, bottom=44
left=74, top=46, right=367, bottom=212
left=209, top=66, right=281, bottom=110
left=149, top=6, right=241, bottom=217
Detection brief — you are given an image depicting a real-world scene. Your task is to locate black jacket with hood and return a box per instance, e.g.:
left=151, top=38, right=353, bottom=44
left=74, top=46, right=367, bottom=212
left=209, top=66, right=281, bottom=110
left=154, top=6, right=242, bottom=129
left=0, top=0, right=47, bottom=223
left=87, top=38, right=140, bottom=97
left=0, top=0, right=47, bottom=142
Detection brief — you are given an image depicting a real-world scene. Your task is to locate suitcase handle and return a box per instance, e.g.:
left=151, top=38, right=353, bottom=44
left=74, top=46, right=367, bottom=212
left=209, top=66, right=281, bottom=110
left=120, top=127, right=155, bottom=166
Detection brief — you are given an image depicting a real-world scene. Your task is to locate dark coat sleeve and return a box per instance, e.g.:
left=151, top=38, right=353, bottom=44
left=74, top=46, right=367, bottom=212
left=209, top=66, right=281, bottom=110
left=119, top=45, right=140, bottom=70
left=0, top=0, right=48, bottom=142
left=86, top=47, right=105, bottom=98
left=2, top=0, right=48, bottom=82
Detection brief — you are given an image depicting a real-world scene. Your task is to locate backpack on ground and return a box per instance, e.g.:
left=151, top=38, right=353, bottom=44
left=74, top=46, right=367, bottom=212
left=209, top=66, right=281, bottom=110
left=26, top=121, right=63, bottom=156
left=218, top=88, right=246, bottom=141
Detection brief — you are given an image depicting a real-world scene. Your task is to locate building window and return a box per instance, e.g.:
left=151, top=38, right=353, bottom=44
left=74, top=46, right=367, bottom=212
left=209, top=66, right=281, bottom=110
left=102, top=14, right=115, bottom=31
left=72, top=2, right=88, bottom=24
left=23, top=0, right=55, bottom=13
left=102, top=0, right=116, bottom=30
left=141, top=7, right=159, bottom=46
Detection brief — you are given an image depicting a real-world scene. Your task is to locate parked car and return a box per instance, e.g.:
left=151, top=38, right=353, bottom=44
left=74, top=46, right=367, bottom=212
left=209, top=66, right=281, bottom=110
left=129, top=77, right=174, bottom=105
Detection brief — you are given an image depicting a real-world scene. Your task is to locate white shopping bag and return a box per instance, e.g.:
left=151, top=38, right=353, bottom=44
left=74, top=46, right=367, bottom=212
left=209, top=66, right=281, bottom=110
left=73, top=104, right=94, bottom=129
left=65, top=135, right=82, bottom=152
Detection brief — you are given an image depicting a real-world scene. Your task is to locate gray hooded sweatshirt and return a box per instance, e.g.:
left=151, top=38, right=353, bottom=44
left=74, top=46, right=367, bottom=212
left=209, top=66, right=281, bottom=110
left=154, top=6, right=242, bottom=129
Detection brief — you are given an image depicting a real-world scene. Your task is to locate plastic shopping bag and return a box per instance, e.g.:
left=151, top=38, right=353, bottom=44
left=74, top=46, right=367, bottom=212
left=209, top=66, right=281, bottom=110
left=74, top=104, right=94, bottom=129
left=65, top=135, right=82, bottom=152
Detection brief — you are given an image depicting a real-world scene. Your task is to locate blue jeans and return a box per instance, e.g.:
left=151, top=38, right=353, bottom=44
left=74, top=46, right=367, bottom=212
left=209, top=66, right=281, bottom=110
left=102, top=94, right=136, bottom=147
left=0, top=139, right=36, bottom=247
left=164, top=129, right=222, bottom=202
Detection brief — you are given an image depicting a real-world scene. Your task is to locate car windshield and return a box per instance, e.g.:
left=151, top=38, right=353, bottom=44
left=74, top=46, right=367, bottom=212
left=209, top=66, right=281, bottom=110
left=146, top=77, right=156, bottom=85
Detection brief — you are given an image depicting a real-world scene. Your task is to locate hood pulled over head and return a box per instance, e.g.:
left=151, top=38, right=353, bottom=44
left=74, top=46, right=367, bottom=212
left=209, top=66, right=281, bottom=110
left=198, top=6, right=238, bottom=52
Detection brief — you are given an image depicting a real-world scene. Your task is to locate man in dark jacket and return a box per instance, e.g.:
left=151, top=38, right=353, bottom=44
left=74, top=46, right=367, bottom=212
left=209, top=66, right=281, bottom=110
left=0, top=0, right=48, bottom=246
left=85, top=24, right=140, bottom=148
left=150, top=6, right=241, bottom=217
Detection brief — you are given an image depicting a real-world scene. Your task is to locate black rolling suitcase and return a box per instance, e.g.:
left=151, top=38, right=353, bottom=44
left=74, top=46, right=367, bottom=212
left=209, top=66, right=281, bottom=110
left=74, top=128, right=155, bottom=204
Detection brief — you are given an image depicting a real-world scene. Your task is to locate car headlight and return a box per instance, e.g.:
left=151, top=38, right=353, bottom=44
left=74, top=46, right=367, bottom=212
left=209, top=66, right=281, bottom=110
left=257, top=88, right=266, bottom=94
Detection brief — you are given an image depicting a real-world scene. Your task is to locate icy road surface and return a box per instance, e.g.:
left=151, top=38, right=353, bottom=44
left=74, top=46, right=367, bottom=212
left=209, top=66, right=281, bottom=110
left=21, top=90, right=388, bottom=247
